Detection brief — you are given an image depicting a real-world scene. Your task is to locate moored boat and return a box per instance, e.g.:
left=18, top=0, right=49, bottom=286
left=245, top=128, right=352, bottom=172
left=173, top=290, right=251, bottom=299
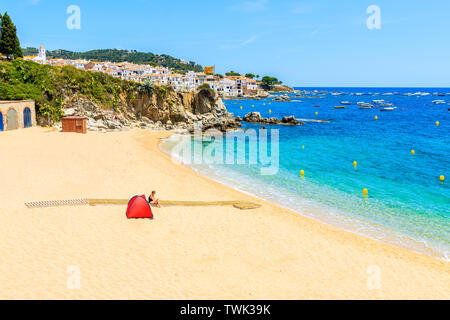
left=357, top=102, right=373, bottom=109
left=380, top=106, right=397, bottom=111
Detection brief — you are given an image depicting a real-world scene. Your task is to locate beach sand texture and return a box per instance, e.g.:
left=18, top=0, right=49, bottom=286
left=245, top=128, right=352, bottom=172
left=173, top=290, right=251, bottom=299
left=0, top=127, right=448, bottom=299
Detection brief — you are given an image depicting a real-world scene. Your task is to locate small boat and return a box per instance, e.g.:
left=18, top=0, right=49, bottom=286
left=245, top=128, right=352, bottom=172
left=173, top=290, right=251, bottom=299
left=433, top=100, right=446, bottom=104
left=357, top=102, right=373, bottom=109
left=380, top=107, right=397, bottom=111
left=373, top=100, right=385, bottom=104
left=340, top=101, right=352, bottom=105
left=314, top=105, right=320, bottom=108
left=334, top=106, right=346, bottom=109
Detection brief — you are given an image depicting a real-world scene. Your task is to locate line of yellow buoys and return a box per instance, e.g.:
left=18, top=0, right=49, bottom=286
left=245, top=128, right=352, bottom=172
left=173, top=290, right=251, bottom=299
left=297, top=107, right=445, bottom=197
left=241, top=99, right=445, bottom=194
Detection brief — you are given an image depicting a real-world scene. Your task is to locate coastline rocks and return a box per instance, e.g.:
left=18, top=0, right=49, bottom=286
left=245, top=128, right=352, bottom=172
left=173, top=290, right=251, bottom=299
left=272, top=95, right=291, bottom=102
left=281, top=116, right=301, bottom=125
left=243, top=112, right=303, bottom=126
left=63, top=108, right=76, bottom=117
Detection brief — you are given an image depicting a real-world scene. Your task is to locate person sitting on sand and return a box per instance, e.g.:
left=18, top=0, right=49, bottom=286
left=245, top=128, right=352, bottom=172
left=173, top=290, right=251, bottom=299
left=149, top=191, right=161, bottom=208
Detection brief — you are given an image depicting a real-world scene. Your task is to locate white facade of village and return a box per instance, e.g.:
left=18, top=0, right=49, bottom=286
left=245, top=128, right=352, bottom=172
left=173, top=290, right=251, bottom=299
left=24, top=47, right=262, bottom=96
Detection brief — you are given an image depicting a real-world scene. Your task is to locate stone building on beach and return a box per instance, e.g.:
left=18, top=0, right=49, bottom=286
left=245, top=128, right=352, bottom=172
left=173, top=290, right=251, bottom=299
left=0, top=101, right=36, bottom=131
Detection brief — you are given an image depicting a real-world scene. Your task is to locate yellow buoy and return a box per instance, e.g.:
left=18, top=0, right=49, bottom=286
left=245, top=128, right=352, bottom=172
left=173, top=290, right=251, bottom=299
left=436, top=121, right=440, bottom=126
left=363, top=188, right=369, bottom=196
left=315, top=112, right=318, bottom=116
left=252, top=105, right=254, bottom=108
left=353, top=161, right=358, bottom=167
left=411, top=150, right=415, bottom=155
left=300, top=170, right=305, bottom=177
left=302, top=146, right=305, bottom=149
left=269, top=102, right=271, bottom=105
left=440, top=175, right=445, bottom=182
left=263, top=103, right=266, bottom=106
left=375, top=116, right=378, bottom=120
left=269, top=110, right=272, bottom=114
left=240, top=106, right=243, bottom=110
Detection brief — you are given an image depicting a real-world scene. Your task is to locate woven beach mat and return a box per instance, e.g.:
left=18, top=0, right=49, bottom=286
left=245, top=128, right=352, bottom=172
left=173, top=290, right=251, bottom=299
left=25, top=199, right=90, bottom=209
left=25, top=199, right=261, bottom=210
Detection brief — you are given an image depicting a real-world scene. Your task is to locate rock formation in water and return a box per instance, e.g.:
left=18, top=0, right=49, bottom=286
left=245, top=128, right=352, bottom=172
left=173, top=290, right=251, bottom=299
left=243, top=112, right=303, bottom=125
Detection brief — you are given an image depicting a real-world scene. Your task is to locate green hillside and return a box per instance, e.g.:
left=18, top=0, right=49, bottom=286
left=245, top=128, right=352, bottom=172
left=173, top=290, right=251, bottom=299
left=0, top=59, right=138, bottom=122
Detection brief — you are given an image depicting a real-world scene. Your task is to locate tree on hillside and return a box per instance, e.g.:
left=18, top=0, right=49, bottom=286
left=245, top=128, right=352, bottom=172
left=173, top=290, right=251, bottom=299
left=245, top=73, right=255, bottom=79
left=261, top=76, right=281, bottom=90
left=225, top=70, right=240, bottom=77
left=0, top=12, right=22, bottom=60
left=137, top=79, right=154, bottom=96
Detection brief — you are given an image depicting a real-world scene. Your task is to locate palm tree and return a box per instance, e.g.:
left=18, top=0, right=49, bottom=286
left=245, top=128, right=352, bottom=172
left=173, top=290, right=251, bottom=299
left=137, top=79, right=154, bottom=96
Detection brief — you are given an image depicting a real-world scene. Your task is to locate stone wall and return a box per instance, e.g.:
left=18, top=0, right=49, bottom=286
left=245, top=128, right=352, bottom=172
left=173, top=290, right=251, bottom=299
left=0, top=100, right=36, bottom=131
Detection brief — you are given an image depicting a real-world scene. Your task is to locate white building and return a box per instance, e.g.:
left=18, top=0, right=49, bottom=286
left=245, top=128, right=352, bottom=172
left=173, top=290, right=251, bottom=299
left=216, top=78, right=237, bottom=96
left=35, top=46, right=47, bottom=64
left=24, top=46, right=47, bottom=64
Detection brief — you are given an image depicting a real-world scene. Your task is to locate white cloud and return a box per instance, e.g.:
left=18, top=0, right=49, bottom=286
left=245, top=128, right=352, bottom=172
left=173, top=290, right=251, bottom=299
left=220, top=35, right=259, bottom=50
left=242, top=35, right=258, bottom=45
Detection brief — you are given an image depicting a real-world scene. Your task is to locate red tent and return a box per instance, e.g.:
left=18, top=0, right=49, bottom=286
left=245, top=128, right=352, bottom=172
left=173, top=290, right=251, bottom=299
left=126, top=195, right=154, bottom=219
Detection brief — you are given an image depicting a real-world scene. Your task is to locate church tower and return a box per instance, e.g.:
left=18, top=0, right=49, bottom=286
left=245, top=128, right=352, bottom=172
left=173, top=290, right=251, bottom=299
left=37, top=46, right=46, bottom=64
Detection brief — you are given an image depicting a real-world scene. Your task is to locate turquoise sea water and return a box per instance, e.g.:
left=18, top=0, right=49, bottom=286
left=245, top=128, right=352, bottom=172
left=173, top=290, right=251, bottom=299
left=161, top=88, right=450, bottom=260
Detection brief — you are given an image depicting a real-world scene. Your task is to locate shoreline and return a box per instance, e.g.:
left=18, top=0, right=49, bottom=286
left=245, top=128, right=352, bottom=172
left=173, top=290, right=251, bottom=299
left=0, top=127, right=448, bottom=299
left=158, top=133, right=448, bottom=262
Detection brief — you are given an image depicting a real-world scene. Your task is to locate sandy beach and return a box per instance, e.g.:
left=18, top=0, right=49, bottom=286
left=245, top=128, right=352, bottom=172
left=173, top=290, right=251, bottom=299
left=0, top=127, right=448, bottom=300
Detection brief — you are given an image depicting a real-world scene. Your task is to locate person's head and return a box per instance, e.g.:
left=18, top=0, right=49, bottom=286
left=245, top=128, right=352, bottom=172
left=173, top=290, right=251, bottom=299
left=152, top=191, right=156, bottom=196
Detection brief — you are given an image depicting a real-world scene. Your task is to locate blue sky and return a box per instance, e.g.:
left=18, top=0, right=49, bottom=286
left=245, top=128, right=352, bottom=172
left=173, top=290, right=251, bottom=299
left=1, top=0, right=450, bottom=87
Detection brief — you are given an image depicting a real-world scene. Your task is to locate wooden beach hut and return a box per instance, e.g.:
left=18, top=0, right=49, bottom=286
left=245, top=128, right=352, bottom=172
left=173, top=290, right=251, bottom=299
left=61, top=116, right=87, bottom=134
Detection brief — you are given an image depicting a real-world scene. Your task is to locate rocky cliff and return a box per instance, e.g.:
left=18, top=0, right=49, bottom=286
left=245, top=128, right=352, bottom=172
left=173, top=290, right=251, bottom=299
left=58, top=88, right=241, bottom=133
